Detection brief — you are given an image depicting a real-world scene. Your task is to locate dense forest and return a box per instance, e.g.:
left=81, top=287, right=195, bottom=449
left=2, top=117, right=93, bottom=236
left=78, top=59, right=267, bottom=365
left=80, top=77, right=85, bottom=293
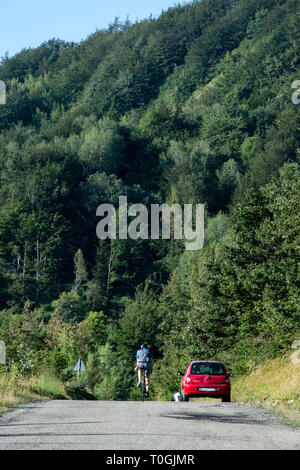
left=0, top=0, right=299, bottom=400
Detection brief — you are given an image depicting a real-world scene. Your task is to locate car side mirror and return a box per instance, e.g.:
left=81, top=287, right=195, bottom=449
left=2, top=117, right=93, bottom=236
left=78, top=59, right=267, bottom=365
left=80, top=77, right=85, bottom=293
left=228, top=373, right=233, bottom=377
left=177, top=371, right=184, bottom=376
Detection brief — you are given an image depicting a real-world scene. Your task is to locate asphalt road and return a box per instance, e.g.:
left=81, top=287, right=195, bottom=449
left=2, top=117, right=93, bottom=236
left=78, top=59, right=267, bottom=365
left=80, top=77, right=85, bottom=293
left=0, top=400, right=299, bottom=450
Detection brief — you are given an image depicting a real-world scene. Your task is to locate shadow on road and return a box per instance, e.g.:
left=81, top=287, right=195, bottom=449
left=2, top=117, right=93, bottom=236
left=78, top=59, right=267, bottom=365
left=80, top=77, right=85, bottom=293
left=161, top=412, right=267, bottom=425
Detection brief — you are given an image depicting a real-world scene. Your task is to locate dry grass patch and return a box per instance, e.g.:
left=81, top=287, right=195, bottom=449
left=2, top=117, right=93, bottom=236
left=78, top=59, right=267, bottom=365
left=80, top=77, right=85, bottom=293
left=232, top=354, right=300, bottom=426
left=0, top=371, right=66, bottom=416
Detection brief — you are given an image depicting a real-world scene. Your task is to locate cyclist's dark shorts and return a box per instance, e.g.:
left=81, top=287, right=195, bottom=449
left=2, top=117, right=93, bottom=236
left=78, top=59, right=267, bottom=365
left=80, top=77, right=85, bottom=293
left=137, top=362, right=151, bottom=376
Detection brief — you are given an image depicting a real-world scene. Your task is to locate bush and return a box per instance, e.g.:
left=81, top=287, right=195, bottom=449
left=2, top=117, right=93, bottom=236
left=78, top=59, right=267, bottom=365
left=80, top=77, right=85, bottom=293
left=64, top=374, right=95, bottom=400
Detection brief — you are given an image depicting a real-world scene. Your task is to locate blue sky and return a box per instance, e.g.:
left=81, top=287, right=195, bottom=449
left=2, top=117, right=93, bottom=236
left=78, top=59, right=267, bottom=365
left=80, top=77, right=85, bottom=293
left=0, top=0, right=185, bottom=59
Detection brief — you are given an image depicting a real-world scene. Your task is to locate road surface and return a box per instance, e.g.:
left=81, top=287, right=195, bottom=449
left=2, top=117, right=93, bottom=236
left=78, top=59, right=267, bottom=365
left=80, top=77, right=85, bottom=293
left=0, top=400, right=299, bottom=450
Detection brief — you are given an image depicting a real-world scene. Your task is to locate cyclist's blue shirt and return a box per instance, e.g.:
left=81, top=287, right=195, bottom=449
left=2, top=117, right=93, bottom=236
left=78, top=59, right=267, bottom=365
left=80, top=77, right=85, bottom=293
left=137, top=348, right=151, bottom=376
left=136, top=348, right=150, bottom=361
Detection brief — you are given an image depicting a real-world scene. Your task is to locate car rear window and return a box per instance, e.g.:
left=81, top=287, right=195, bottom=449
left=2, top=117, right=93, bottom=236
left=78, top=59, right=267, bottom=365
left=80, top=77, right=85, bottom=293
left=190, top=363, right=225, bottom=375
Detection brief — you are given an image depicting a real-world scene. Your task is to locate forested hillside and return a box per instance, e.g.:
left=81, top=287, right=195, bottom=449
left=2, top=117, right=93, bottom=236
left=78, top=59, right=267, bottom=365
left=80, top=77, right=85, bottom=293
left=0, top=0, right=299, bottom=400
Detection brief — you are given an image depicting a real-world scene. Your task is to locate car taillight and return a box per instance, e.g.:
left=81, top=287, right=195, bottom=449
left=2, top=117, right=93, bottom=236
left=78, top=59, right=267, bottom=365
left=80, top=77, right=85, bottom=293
left=186, top=377, right=192, bottom=383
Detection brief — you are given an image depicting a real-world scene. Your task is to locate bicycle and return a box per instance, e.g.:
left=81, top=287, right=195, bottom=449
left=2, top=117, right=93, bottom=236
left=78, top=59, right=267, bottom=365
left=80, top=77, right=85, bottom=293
left=141, top=367, right=146, bottom=402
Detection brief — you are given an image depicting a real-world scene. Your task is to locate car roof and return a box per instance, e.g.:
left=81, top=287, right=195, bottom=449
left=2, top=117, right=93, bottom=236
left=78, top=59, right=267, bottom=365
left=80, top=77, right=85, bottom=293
left=190, top=360, right=224, bottom=364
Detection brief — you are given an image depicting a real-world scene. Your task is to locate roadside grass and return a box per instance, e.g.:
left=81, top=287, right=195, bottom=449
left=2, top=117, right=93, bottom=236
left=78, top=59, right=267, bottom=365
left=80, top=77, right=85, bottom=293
left=232, top=354, right=300, bottom=427
left=0, top=370, right=66, bottom=416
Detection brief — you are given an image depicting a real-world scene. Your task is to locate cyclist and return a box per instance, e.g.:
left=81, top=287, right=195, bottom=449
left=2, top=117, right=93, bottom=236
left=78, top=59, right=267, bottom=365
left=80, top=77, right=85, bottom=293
left=135, top=343, right=153, bottom=398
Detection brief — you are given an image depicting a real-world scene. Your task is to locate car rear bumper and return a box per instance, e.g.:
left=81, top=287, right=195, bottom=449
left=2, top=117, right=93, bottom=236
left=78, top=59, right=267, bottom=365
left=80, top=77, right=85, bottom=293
left=182, top=383, right=231, bottom=397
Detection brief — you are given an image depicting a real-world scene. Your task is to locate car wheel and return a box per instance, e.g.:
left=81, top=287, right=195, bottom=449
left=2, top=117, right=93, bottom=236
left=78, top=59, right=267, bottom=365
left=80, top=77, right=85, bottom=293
left=222, top=394, right=231, bottom=402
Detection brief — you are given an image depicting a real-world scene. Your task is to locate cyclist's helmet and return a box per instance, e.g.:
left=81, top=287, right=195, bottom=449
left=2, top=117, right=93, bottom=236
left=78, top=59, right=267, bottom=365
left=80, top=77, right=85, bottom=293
left=141, top=343, right=146, bottom=349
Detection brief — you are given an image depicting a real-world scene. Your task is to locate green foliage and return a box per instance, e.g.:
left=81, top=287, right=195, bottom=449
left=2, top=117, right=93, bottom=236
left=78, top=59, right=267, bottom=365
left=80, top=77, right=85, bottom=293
left=64, top=375, right=94, bottom=400
left=114, top=284, right=162, bottom=362
left=78, top=118, right=126, bottom=174
left=152, top=162, right=300, bottom=392
left=51, top=290, right=89, bottom=324
left=92, top=343, right=132, bottom=400
left=78, top=311, right=108, bottom=354
left=74, top=249, right=88, bottom=292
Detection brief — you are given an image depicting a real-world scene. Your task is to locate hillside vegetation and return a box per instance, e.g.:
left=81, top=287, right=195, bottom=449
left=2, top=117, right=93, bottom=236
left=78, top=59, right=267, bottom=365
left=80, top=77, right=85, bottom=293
left=0, top=0, right=299, bottom=404
left=232, top=353, right=300, bottom=426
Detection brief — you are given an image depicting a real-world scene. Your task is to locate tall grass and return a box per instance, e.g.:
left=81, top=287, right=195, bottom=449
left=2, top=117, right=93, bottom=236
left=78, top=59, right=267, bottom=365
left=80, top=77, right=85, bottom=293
left=232, top=354, right=300, bottom=426
left=0, top=369, right=66, bottom=415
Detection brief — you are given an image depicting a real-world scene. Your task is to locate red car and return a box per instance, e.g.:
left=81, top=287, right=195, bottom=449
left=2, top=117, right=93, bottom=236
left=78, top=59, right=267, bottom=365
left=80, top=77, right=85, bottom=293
left=178, top=360, right=232, bottom=402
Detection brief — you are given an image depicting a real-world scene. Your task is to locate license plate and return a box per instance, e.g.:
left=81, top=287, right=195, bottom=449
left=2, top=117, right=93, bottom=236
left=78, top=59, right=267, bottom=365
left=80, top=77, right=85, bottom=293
left=199, top=387, right=216, bottom=392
